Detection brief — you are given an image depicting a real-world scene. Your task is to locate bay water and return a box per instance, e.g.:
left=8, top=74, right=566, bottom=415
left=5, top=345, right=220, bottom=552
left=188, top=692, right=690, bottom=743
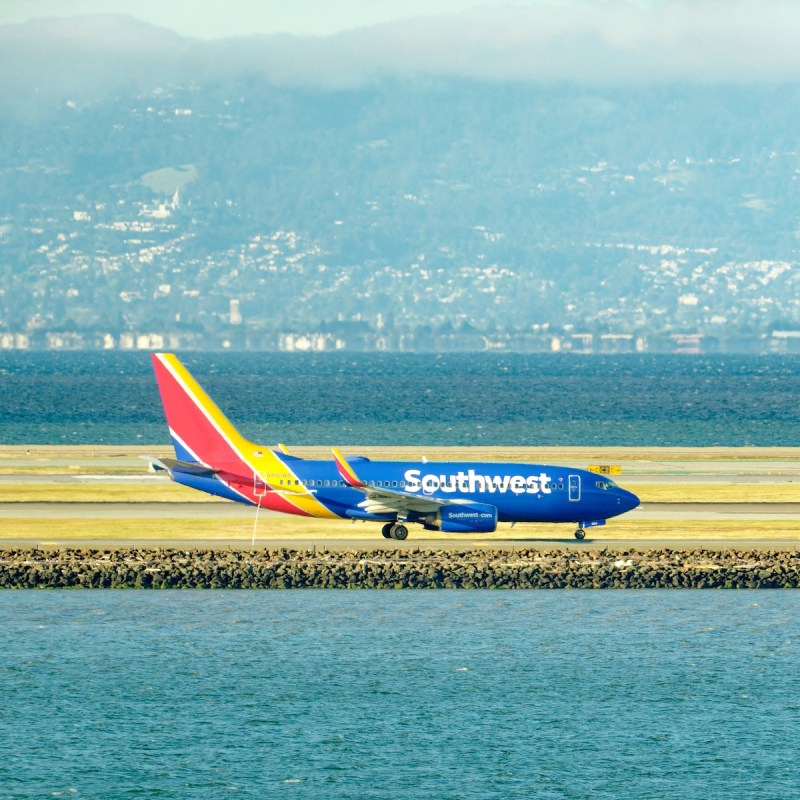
left=3, top=353, right=799, bottom=798
left=1, top=351, right=799, bottom=446
left=1, top=590, right=798, bottom=799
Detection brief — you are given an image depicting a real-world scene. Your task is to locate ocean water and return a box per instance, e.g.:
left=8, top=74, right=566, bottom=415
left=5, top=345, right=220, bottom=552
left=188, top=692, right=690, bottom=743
left=1, top=351, right=799, bottom=446
left=1, top=590, right=798, bottom=799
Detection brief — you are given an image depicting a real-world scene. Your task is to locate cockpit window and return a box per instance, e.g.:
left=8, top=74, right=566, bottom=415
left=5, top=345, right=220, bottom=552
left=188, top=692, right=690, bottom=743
left=595, top=480, right=616, bottom=490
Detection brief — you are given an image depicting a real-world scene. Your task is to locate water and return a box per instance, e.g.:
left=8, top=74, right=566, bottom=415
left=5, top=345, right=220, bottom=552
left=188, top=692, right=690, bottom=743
left=1, top=590, right=798, bottom=799
left=4, top=356, right=797, bottom=798
left=1, top=351, right=799, bottom=446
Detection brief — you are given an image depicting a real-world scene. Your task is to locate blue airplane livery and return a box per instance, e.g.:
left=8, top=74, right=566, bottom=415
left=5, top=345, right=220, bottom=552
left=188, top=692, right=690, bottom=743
left=149, top=353, right=640, bottom=540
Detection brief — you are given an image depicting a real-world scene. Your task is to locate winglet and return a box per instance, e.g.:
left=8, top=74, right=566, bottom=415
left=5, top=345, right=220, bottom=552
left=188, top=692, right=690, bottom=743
left=332, top=448, right=367, bottom=488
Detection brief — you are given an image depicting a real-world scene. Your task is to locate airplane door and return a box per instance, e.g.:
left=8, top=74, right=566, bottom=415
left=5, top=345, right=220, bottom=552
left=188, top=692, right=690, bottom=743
left=254, top=473, right=267, bottom=497
left=568, top=474, right=581, bottom=502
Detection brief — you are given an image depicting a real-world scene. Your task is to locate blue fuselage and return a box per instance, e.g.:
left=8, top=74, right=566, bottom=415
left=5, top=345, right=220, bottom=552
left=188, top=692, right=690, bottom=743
left=219, top=458, right=640, bottom=526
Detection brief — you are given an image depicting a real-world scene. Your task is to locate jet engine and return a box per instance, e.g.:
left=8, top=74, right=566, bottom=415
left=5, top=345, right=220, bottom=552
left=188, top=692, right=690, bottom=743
left=424, top=503, right=498, bottom=533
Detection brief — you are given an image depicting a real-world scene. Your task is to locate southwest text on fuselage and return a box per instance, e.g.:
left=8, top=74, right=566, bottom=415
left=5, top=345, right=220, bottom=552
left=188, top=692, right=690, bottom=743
left=403, top=469, right=553, bottom=495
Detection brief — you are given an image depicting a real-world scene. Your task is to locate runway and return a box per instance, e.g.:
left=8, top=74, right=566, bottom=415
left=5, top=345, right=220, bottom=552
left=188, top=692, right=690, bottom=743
left=0, top=445, right=798, bottom=550
left=1, top=501, right=799, bottom=520
left=0, top=501, right=797, bottom=551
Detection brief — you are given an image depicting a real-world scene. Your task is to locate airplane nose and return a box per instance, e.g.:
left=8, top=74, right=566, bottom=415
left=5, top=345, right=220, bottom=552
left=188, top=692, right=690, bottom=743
left=617, top=488, right=640, bottom=513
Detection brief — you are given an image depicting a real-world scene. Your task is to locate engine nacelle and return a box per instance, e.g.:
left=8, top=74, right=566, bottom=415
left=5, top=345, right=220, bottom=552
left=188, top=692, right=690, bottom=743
left=426, top=503, right=498, bottom=533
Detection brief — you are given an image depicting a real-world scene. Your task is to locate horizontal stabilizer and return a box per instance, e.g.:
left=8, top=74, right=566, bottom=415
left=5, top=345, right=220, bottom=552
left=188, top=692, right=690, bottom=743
left=275, top=452, right=304, bottom=462
left=140, top=455, right=217, bottom=477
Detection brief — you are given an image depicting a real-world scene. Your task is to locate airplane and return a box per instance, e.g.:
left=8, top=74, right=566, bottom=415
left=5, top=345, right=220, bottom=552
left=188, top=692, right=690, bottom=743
left=147, top=353, right=640, bottom=540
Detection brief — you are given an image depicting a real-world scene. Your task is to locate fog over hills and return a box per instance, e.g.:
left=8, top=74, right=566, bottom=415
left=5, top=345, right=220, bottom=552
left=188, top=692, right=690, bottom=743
left=7, top=1, right=800, bottom=101
left=2, top=7, right=800, bottom=352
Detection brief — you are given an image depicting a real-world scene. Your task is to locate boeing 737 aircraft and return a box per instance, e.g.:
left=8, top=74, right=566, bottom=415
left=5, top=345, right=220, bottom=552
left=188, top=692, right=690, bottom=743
left=148, top=353, right=639, bottom=540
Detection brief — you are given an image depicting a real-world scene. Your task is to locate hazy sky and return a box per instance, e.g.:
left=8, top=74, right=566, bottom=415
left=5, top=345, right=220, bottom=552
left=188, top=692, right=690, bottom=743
left=4, top=1, right=800, bottom=85
left=1, top=0, right=607, bottom=38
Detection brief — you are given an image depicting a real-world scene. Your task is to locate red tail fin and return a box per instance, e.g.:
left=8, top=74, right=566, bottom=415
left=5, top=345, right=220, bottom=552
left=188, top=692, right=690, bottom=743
left=151, top=353, right=252, bottom=466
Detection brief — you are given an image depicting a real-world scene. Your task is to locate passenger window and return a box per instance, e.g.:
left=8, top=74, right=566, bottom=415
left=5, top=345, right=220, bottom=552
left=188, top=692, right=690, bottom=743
left=392, top=481, right=398, bottom=488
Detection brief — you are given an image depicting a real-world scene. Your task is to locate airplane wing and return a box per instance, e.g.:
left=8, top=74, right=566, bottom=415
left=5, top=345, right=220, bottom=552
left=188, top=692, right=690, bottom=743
left=332, top=447, right=447, bottom=515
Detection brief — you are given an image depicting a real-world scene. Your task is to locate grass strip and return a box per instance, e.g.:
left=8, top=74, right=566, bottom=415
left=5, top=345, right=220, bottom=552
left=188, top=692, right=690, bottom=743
left=0, top=517, right=798, bottom=544
left=0, top=483, right=221, bottom=503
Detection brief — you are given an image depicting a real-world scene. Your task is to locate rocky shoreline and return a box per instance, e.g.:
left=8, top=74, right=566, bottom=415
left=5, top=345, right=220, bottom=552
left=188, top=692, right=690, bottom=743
left=1, top=547, right=799, bottom=589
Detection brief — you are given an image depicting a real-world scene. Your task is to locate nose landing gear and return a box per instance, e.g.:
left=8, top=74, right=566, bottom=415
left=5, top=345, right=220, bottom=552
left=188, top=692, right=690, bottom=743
left=574, top=528, right=586, bottom=540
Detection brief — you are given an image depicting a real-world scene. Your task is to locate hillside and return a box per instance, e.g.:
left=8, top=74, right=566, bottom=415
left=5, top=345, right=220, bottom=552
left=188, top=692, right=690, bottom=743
left=2, top=16, right=800, bottom=351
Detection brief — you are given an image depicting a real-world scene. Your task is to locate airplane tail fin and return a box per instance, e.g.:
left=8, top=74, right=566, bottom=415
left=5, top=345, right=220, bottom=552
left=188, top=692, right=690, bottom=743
left=151, top=352, right=253, bottom=466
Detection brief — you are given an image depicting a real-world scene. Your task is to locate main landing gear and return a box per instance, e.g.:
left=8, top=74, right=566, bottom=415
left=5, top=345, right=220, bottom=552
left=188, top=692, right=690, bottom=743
left=574, top=528, right=586, bottom=540
left=382, top=522, right=409, bottom=540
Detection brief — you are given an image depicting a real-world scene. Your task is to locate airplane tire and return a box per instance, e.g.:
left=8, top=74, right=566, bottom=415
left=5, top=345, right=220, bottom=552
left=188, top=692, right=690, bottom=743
left=392, top=524, right=409, bottom=540
left=574, top=529, right=586, bottom=540
left=381, top=523, right=393, bottom=539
